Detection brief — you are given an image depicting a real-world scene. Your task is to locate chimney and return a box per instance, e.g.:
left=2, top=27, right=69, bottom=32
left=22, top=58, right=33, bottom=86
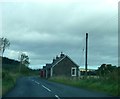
left=43, top=66, right=46, bottom=69
left=52, top=58, right=56, bottom=63
left=60, top=52, right=64, bottom=58
left=56, top=55, right=59, bottom=60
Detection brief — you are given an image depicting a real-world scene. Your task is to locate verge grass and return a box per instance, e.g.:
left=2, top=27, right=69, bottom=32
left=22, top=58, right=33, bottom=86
left=0, top=67, right=2, bottom=97
left=2, top=70, right=21, bottom=96
left=2, top=66, right=39, bottom=96
left=49, top=76, right=119, bottom=96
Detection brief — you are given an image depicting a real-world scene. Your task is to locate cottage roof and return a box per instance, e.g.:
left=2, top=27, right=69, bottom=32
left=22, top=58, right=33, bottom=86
left=66, top=55, right=79, bottom=67
left=42, top=53, right=79, bottom=69
left=51, top=55, right=79, bottom=68
left=45, top=63, right=52, bottom=69
left=52, top=55, right=66, bottom=67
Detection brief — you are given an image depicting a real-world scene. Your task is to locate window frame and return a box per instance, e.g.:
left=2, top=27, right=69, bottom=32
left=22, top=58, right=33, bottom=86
left=71, top=67, right=76, bottom=76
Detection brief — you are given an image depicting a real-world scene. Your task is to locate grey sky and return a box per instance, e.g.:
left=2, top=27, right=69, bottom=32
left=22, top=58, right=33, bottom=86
left=1, top=0, right=118, bottom=69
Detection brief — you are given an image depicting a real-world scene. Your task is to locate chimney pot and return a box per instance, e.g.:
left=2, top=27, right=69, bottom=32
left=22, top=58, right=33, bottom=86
left=53, top=58, right=55, bottom=63
left=56, top=55, right=59, bottom=59
left=60, top=52, right=64, bottom=58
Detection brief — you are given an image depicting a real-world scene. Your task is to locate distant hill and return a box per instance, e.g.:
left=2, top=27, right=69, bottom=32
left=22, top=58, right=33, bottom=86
left=1, top=56, right=39, bottom=75
left=2, top=57, right=20, bottom=65
left=1, top=56, right=20, bottom=71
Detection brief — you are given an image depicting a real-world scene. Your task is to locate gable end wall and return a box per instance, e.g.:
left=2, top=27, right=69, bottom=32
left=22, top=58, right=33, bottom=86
left=52, top=56, right=79, bottom=77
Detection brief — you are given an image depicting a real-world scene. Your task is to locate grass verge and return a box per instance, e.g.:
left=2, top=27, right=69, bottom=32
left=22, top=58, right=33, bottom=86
left=2, top=70, right=21, bottom=96
left=49, top=76, right=119, bottom=96
left=2, top=67, right=39, bottom=96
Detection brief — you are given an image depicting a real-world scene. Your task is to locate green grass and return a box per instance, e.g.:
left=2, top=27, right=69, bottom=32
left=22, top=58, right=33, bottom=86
left=2, top=65, right=39, bottom=96
left=49, top=76, right=119, bottom=96
left=0, top=79, right=2, bottom=97
left=2, top=78, right=14, bottom=96
left=2, top=70, right=21, bottom=96
left=0, top=67, right=2, bottom=97
left=1, top=57, right=39, bottom=96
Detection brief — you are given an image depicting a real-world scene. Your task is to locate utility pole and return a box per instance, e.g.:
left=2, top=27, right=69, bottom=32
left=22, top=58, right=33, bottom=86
left=85, top=33, right=88, bottom=78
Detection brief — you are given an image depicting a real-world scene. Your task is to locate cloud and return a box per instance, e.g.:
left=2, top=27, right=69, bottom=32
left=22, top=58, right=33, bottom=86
left=1, top=0, right=118, bottom=69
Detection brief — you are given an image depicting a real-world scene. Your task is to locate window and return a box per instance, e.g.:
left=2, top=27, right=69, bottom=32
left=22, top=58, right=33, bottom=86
left=71, top=67, right=76, bottom=76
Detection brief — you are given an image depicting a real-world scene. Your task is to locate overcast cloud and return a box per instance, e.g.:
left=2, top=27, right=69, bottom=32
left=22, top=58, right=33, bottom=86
left=1, top=0, right=118, bottom=69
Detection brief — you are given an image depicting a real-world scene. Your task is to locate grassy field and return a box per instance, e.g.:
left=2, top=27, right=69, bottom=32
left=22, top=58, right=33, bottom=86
left=49, top=76, right=119, bottom=96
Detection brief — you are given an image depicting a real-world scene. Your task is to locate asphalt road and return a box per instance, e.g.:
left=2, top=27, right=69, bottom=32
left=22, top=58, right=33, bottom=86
left=3, top=76, right=113, bottom=98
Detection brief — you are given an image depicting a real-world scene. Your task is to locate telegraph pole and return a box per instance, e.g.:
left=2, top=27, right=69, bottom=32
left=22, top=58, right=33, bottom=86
left=85, top=33, right=88, bottom=78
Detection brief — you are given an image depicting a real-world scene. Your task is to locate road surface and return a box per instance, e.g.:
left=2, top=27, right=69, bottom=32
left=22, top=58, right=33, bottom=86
left=3, top=76, right=113, bottom=98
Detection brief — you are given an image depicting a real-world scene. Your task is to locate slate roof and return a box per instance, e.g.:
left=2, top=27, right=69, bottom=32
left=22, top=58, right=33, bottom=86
left=42, top=52, right=79, bottom=69
left=45, top=63, right=52, bottom=69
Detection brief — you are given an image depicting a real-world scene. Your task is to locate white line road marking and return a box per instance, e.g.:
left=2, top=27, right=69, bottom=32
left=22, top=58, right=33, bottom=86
left=55, top=95, right=60, bottom=99
left=31, top=79, right=40, bottom=85
left=42, top=85, right=51, bottom=92
left=34, top=81, right=40, bottom=84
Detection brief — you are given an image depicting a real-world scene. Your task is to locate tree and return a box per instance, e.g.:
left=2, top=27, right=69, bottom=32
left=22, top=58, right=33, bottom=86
left=0, top=37, right=10, bottom=57
left=19, top=53, right=30, bottom=73
left=97, top=64, right=117, bottom=77
left=20, top=53, right=30, bottom=66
